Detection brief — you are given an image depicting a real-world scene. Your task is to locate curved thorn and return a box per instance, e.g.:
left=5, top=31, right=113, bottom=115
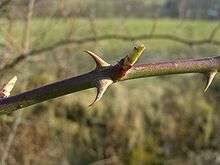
left=0, top=76, right=17, bottom=98
left=204, top=70, right=217, bottom=92
left=84, top=50, right=110, bottom=68
left=89, top=79, right=113, bottom=106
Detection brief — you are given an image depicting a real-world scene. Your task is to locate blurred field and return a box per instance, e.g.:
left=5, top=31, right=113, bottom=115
left=2, top=18, right=220, bottom=52
left=0, top=18, right=220, bottom=164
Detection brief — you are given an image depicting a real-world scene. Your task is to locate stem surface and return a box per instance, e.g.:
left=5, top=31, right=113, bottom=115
left=0, top=54, right=220, bottom=114
left=122, top=56, right=220, bottom=80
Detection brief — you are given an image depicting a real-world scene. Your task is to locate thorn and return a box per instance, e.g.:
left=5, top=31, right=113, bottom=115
left=204, top=70, right=217, bottom=92
left=84, top=50, right=110, bottom=68
left=0, top=76, right=17, bottom=98
left=89, top=79, right=113, bottom=106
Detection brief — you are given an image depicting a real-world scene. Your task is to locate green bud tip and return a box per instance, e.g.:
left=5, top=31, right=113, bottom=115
left=128, top=43, right=146, bottom=65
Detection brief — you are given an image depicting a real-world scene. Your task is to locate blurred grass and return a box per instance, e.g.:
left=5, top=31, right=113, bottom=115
left=0, top=18, right=220, bottom=164
left=2, top=18, right=220, bottom=54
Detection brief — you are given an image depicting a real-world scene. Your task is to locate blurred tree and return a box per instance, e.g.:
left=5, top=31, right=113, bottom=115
left=3, top=0, right=219, bottom=19
left=179, top=0, right=188, bottom=18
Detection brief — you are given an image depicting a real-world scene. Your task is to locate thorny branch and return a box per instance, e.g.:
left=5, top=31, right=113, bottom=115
left=0, top=43, right=219, bottom=115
